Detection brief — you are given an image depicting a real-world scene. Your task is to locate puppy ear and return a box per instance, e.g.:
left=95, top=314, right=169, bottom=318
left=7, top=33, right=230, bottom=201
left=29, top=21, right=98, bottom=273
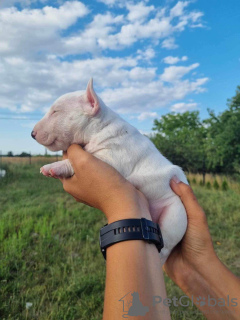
left=85, top=78, right=99, bottom=115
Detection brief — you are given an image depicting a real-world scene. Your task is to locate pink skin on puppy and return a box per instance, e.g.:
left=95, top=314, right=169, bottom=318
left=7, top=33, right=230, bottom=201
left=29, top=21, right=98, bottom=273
left=32, top=79, right=188, bottom=264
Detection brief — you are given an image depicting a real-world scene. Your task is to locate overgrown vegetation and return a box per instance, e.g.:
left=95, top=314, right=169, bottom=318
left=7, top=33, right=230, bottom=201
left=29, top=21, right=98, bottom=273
left=0, top=164, right=239, bottom=320
left=151, top=86, right=240, bottom=177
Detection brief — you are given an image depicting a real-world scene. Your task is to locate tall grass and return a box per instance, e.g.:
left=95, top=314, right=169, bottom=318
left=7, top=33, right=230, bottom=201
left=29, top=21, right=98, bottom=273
left=0, top=164, right=239, bottom=319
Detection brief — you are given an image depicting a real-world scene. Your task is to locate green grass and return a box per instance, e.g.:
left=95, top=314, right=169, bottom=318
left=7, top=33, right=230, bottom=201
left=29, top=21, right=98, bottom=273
left=0, top=164, right=240, bottom=319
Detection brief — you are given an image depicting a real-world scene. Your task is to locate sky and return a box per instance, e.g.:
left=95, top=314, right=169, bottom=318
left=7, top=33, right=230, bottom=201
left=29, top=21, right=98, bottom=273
left=0, top=0, right=239, bottom=155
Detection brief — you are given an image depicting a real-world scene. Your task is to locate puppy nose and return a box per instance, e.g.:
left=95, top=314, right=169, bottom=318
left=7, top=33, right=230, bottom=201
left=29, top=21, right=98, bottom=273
left=31, top=130, right=36, bottom=139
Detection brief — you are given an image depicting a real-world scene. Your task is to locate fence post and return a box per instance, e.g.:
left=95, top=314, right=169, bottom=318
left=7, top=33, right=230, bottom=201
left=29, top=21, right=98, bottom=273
left=29, top=151, right=31, bottom=165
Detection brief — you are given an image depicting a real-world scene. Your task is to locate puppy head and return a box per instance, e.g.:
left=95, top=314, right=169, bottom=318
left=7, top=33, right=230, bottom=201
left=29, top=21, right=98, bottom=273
left=32, top=78, right=100, bottom=151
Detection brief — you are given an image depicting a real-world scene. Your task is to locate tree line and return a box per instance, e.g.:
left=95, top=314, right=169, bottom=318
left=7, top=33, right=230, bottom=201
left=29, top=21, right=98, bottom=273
left=151, top=85, right=240, bottom=180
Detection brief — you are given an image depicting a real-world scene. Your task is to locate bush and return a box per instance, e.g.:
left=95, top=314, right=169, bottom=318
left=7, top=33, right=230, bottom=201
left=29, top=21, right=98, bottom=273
left=206, top=181, right=211, bottom=189
left=199, top=180, right=204, bottom=186
left=192, top=178, right=197, bottom=184
left=213, top=180, right=220, bottom=190
left=222, top=180, right=229, bottom=191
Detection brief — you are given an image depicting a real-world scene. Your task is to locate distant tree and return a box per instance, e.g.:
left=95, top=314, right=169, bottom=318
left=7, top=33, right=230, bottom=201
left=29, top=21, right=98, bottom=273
left=18, top=152, right=31, bottom=157
left=205, top=86, right=240, bottom=173
left=151, top=111, right=207, bottom=181
left=7, top=151, right=14, bottom=157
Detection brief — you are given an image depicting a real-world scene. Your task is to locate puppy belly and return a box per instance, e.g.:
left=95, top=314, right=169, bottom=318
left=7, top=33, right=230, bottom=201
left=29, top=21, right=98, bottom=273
left=149, top=196, right=187, bottom=264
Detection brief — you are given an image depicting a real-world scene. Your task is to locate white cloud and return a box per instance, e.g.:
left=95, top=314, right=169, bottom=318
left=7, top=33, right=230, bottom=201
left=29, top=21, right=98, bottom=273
left=137, top=47, right=155, bottom=61
left=139, top=130, right=153, bottom=136
left=101, top=76, right=208, bottom=114
left=137, top=112, right=158, bottom=121
left=97, top=0, right=118, bottom=6
left=163, top=55, right=188, bottom=64
left=160, top=63, right=199, bottom=82
left=0, top=0, right=47, bottom=8
left=174, top=10, right=204, bottom=31
left=170, top=1, right=189, bottom=18
left=0, top=55, right=138, bottom=112
left=62, top=1, right=203, bottom=53
left=0, top=1, right=89, bottom=57
left=170, top=102, right=198, bottom=112
left=126, top=2, right=155, bottom=22
left=0, top=1, right=208, bottom=117
left=0, top=0, right=204, bottom=57
left=161, top=37, right=178, bottom=49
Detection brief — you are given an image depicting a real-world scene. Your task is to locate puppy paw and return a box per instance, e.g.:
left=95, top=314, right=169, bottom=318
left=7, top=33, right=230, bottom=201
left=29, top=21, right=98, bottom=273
left=40, top=160, right=74, bottom=179
left=40, top=166, right=51, bottom=177
left=49, top=168, right=61, bottom=179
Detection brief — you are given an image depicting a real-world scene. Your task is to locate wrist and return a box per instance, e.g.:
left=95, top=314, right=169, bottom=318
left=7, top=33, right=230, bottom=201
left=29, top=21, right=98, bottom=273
left=103, top=187, right=152, bottom=224
left=179, top=253, right=220, bottom=295
left=107, top=208, right=152, bottom=224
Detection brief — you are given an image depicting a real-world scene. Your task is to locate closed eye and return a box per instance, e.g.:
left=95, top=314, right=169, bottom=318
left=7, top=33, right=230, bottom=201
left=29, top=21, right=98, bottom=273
left=52, top=110, right=58, bottom=115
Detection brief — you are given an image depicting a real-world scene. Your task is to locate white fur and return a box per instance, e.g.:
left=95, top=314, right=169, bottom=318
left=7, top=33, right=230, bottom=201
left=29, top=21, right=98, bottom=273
left=33, top=79, right=188, bottom=264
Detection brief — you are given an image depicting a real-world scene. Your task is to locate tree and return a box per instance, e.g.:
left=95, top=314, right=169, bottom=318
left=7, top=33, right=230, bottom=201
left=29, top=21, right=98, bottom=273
left=151, top=111, right=207, bottom=181
left=18, top=152, right=31, bottom=157
left=205, top=86, right=240, bottom=173
left=7, top=151, right=13, bottom=157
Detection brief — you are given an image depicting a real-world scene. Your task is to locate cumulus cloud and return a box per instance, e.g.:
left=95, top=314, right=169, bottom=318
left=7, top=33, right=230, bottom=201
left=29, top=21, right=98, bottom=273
left=97, top=0, right=118, bottom=6
left=160, top=63, right=200, bottom=82
left=137, top=112, right=158, bottom=121
left=0, top=0, right=204, bottom=57
left=0, top=0, right=47, bottom=8
left=0, top=1, right=89, bottom=57
left=137, top=47, right=156, bottom=61
left=126, top=2, right=155, bottom=22
left=101, top=76, right=208, bottom=114
left=170, top=102, right=198, bottom=112
left=163, top=55, right=188, bottom=64
left=161, top=37, right=178, bottom=49
left=0, top=0, right=208, bottom=117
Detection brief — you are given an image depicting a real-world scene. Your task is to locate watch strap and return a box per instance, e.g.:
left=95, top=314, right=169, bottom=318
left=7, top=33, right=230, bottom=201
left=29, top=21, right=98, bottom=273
left=99, top=218, right=164, bottom=259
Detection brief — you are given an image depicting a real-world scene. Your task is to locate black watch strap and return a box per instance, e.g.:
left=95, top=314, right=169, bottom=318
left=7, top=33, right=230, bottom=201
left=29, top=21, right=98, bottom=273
left=99, top=218, right=164, bottom=259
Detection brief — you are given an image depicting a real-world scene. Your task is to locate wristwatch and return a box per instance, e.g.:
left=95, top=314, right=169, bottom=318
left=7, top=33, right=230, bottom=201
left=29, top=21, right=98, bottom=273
left=99, top=218, right=164, bottom=259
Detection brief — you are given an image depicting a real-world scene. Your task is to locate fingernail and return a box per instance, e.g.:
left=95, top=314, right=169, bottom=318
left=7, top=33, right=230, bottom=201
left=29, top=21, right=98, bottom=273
left=172, top=175, right=181, bottom=184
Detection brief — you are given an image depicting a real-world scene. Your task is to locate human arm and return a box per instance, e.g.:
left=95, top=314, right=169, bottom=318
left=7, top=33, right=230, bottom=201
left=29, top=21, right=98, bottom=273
left=60, top=145, right=171, bottom=320
left=164, top=177, right=240, bottom=319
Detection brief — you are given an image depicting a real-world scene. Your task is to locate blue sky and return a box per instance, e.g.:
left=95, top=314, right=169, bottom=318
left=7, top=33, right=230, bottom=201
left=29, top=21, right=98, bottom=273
left=0, top=0, right=239, bottom=155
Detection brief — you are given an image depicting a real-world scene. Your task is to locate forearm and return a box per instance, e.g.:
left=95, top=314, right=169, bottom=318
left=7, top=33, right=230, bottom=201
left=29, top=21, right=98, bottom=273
left=179, top=255, right=240, bottom=319
left=103, top=239, right=171, bottom=320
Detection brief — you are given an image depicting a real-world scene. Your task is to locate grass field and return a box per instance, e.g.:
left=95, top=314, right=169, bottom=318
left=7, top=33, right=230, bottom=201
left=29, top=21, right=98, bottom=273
left=0, top=163, right=240, bottom=320
left=1, top=156, right=62, bottom=165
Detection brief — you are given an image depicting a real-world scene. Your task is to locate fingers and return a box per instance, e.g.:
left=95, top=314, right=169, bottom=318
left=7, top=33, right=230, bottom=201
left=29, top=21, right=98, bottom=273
left=61, top=175, right=77, bottom=194
left=59, top=176, right=84, bottom=202
left=67, top=144, right=85, bottom=163
left=170, top=178, right=206, bottom=222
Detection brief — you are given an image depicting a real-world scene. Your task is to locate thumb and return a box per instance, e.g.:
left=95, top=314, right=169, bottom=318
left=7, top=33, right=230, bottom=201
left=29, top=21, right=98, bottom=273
left=66, top=144, right=91, bottom=170
left=170, top=176, right=206, bottom=222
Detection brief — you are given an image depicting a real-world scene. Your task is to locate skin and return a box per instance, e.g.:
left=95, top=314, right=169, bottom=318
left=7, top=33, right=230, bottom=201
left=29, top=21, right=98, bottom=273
left=165, top=179, right=240, bottom=319
left=60, top=144, right=171, bottom=320
left=59, top=144, right=240, bottom=319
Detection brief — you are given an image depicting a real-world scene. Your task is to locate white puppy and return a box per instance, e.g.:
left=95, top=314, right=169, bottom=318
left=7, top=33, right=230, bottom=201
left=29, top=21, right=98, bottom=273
left=32, top=79, right=188, bottom=264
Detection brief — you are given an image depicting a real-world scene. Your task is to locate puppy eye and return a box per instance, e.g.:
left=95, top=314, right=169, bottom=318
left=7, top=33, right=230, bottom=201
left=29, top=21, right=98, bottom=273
left=52, top=110, right=57, bottom=115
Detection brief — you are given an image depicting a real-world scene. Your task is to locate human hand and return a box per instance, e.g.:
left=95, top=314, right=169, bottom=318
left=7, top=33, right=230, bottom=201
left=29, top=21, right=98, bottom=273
left=164, top=178, right=217, bottom=292
left=59, top=144, right=151, bottom=223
